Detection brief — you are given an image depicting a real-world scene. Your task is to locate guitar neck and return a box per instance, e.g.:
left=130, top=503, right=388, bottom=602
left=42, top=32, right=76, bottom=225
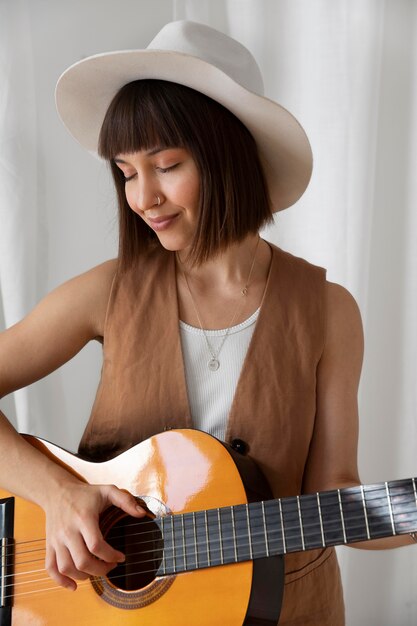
left=157, top=478, right=417, bottom=575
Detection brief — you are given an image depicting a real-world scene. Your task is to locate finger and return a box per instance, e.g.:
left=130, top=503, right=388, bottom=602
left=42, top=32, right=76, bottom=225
left=66, top=534, right=118, bottom=578
left=81, top=522, right=126, bottom=565
left=70, top=532, right=121, bottom=576
left=47, top=545, right=79, bottom=590
left=104, top=485, right=147, bottom=517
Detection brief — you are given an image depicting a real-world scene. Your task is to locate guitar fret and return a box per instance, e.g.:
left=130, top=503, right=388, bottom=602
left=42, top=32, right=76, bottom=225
left=171, top=516, right=176, bottom=573
left=219, top=507, right=236, bottom=564
left=263, top=500, right=284, bottom=555
left=278, top=499, right=287, bottom=554
left=160, top=516, right=166, bottom=575
left=180, top=513, right=195, bottom=571
left=246, top=504, right=254, bottom=559
left=206, top=509, right=222, bottom=566
left=246, top=503, right=268, bottom=559
left=172, top=514, right=187, bottom=573
left=337, top=489, right=347, bottom=544
left=297, top=496, right=305, bottom=550
left=361, top=485, right=371, bottom=540
left=298, top=493, right=324, bottom=550
left=390, top=479, right=417, bottom=534
left=161, top=515, right=176, bottom=575
left=217, top=508, right=224, bottom=564
left=232, top=504, right=251, bottom=561
left=195, top=511, right=210, bottom=568
left=385, top=482, right=396, bottom=535
left=231, top=507, right=238, bottom=562
left=192, top=512, right=198, bottom=568
left=261, top=501, right=269, bottom=557
left=316, top=493, right=325, bottom=547
left=281, top=497, right=304, bottom=551
left=181, top=514, right=187, bottom=570
left=363, top=484, right=393, bottom=538
left=204, top=510, right=211, bottom=566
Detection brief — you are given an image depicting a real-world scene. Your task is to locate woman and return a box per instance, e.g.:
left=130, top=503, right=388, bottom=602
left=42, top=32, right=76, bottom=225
left=0, top=20, right=413, bottom=625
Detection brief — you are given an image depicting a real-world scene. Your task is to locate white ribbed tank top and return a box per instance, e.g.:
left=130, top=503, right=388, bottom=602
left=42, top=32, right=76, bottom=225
left=179, top=308, right=260, bottom=441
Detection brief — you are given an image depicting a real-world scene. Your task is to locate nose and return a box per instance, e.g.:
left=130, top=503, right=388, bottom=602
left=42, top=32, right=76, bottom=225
left=131, top=174, right=160, bottom=213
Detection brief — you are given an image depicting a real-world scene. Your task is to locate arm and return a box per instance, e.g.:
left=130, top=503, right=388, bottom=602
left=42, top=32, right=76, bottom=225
left=0, top=260, right=144, bottom=589
left=302, top=281, right=414, bottom=549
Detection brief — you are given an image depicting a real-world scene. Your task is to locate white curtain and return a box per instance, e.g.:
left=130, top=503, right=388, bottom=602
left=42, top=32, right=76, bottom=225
left=1, top=1, right=416, bottom=623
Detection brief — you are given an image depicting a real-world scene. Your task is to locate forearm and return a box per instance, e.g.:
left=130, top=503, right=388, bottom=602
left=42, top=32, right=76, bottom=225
left=0, top=408, right=79, bottom=507
left=348, top=534, right=416, bottom=550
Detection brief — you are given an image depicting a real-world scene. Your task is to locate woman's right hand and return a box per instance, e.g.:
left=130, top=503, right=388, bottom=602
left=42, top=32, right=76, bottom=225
left=43, top=478, right=146, bottom=590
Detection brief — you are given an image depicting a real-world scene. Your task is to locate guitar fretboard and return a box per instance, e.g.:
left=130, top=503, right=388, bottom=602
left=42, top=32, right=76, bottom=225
left=156, top=478, right=417, bottom=575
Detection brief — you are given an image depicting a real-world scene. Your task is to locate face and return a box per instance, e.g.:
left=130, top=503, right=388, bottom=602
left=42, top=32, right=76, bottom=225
left=114, top=147, right=200, bottom=252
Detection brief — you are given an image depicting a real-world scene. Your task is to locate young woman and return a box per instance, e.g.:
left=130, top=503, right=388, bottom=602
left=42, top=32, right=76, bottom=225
left=0, top=20, right=413, bottom=625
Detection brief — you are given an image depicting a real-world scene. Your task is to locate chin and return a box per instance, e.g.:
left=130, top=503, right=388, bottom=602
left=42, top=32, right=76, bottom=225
left=156, top=234, right=193, bottom=253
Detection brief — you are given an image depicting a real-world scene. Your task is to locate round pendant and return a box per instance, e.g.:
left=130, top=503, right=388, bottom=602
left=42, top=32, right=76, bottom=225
left=208, top=358, right=220, bottom=371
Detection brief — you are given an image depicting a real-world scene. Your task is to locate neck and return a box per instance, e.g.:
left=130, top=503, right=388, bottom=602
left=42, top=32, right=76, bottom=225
left=175, top=235, right=265, bottom=289
left=175, top=235, right=272, bottom=331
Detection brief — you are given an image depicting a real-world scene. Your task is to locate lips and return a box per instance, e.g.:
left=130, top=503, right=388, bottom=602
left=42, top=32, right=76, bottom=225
left=147, top=213, right=180, bottom=232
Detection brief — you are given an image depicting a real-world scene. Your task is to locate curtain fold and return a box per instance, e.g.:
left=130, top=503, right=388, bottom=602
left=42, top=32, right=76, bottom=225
left=0, top=1, right=416, bottom=623
left=0, top=0, right=45, bottom=431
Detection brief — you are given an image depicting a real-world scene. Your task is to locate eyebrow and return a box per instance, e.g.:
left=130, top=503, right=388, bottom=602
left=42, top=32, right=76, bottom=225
left=113, top=146, right=170, bottom=164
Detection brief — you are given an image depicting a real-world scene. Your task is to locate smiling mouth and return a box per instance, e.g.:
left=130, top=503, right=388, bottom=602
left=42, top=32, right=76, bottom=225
left=147, top=213, right=180, bottom=231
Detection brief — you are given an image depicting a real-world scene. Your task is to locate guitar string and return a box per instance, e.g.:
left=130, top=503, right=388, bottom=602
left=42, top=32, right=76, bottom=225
left=5, top=508, right=416, bottom=587
left=4, top=488, right=416, bottom=562
left=4, top=519, right=416, bottom=602
left=3, top=507, right=417, bottom=595
left=5, top=513, right=417, bottom=602
left=4, top=515, right=417, bottom=604
left=9, top=496, right=417, bottom=572
left=13, top=498, right=417, bottom=571
left=7, top=500, right=417, bottom=577
left=6, top=478, right=417, bottom=554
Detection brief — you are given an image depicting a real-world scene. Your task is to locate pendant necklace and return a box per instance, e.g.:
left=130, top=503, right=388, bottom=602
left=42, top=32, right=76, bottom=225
left=179, top=237, right=260, bottom=372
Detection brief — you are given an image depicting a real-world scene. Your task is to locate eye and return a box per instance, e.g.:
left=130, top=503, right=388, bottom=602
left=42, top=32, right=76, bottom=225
left=123, top=172, right=136, bottom=183
left=156, top=163, right=179, bottom=174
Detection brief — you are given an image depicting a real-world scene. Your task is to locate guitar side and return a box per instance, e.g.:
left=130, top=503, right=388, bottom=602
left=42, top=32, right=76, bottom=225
left=0, top=430, right=283, bottom=626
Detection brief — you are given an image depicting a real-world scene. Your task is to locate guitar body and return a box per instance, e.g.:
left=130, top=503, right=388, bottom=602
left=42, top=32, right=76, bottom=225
left=0, top=429, right=283, bottom=625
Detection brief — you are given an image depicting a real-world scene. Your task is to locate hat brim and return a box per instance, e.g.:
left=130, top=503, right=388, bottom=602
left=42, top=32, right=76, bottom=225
left=56, top=49, right=312, bottom=212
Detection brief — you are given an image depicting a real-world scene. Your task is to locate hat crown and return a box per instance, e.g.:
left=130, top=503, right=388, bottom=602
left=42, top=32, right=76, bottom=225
left=148, top=20, right=264, bottom=96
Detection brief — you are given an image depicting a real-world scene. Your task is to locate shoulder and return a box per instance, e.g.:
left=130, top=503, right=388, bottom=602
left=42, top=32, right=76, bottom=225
left=63, top=258, right=118, bottom=289
left=14, top=258, right=119, bottom=342
left=325, top=281, right=363, bottom=331
left=322, top=281, right=364, bottom=365
left=270, top=244, right=326, bottom=289
left=0, top=260, right=118, bottom=397
left=48, top=259, right=118, bottom=338
left=57, top=258, right=118, bottom=301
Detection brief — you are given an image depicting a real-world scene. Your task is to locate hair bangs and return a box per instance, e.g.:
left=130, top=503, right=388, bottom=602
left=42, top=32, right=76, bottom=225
left=98, top=80, right=186, bottom=160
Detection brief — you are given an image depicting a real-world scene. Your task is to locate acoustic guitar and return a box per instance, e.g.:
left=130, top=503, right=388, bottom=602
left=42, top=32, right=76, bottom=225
left=0, top=429, right=416, bottom=625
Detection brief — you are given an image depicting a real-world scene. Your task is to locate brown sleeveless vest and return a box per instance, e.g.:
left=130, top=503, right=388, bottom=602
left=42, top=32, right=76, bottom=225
left=79, top=242, right=345, bottom=625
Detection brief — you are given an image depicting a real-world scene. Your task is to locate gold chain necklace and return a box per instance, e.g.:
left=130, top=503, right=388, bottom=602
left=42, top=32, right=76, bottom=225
left=179, top=237, right=260, bottom=372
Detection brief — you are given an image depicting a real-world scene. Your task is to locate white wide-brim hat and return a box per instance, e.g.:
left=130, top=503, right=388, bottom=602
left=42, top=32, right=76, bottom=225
left=56, top=20, right=312, bottom=212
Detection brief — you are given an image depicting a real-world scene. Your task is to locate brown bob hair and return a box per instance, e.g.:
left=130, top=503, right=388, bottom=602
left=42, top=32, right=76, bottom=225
left=98, top=79, right=272, bottom=269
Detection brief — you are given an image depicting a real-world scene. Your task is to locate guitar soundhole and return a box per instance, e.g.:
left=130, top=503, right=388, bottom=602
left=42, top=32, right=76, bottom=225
left=93, top=498, right=174, bottom=609
left=105, top=515, right=163, bottom=591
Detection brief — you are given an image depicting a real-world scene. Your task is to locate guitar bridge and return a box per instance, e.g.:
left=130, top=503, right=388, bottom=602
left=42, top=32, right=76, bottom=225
left=0, top=498, right=14, bottom=626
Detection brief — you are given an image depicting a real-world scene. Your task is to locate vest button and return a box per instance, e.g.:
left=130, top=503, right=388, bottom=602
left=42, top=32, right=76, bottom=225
left=231, top=438, right=249, bottom=455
